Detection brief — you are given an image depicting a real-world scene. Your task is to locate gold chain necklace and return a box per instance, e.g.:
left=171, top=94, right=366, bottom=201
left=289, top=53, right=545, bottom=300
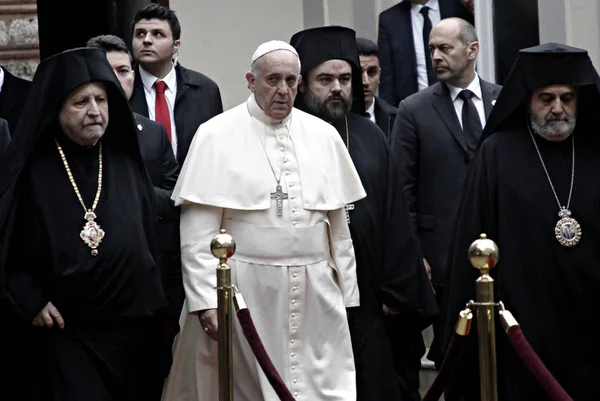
left=55, top=139, right=105, bottom=256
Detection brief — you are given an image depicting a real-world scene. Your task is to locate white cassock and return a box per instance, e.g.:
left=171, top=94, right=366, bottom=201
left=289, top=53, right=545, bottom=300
left=162, top=94, right=366, bottom=401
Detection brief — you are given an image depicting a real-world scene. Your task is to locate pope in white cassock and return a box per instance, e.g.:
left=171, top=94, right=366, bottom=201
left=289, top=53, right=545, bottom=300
left=161, top=41, right=367, bottom=400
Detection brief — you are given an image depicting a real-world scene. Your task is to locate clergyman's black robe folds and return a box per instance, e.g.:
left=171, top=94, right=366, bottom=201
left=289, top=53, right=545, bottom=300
left=334, top=113, right=438, bottom=401
left=0, top=48, right=170, bottom=401
left=443, top=127, right=600, bottom=401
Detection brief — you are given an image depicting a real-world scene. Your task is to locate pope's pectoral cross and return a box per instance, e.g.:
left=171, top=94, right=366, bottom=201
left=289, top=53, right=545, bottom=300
left=345, top=204, right=355, bottom=224
left=271, top=184, right=288, bottom=216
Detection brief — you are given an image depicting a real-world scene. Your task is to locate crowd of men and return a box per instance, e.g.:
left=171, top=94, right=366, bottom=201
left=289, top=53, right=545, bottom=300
left=0, top=1, right=598, bottom=401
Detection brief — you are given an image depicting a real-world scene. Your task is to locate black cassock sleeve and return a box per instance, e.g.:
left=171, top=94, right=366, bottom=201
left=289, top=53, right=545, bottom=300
left=441, top=141, right=499, bottom=400
left=5, top=179, right=49, bottom=321
left=381, top=146, right=438, bottom=326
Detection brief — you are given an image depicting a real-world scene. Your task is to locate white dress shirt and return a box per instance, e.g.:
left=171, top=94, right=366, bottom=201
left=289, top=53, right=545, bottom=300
left=366, top=101, right=376, bottom=124
left=0, top=67, right=5, bottom=95
left=446, top=73, right=486, bottom=128
left=411, top=0, right=441, bottom=91
left=139, top=65, right=179, bottom=157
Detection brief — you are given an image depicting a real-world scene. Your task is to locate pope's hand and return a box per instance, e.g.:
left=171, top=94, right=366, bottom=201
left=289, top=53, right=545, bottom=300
left=198, top=309, right=218, bottom=341
left=32, top=302, right=65, bottom=329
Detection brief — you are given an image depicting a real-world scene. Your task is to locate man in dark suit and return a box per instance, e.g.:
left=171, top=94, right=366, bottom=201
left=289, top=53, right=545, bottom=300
left=0, top=66, right=31, bottom=133
left=356, top=37, right=397, bottom=139
left=378, top=0, right=473, bottom=108
left=0, top=117, right=10, bottom=157
left=129, top=3, right=223, bottom=166
left=87, top=35, right=183, bottom=387
left=390, top=18, right=501, bottom=366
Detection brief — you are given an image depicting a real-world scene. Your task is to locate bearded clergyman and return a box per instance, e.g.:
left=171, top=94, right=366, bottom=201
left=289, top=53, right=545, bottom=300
left=443, top=43, right=600, bottom=401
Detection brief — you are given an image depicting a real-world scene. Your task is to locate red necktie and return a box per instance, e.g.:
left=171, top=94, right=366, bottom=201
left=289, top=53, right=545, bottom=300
left=154, top=81, right=172, bottom=142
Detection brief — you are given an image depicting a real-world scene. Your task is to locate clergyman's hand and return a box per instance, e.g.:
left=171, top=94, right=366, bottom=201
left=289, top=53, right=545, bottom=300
left=32, top=302, right=65, bottom=329
left=382, top=304, right=399, bottom=316
left=423, top=258, right=432, bottom=281
left=198, top=309, right=218, bottom=341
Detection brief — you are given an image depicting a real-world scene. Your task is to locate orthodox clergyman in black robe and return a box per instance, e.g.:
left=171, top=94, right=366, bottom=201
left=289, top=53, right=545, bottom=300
left=291, top=26, right=438, bottom=401
left=0, top=48, right=172, bottom=400
left=443, top=43, right=600, bottom=401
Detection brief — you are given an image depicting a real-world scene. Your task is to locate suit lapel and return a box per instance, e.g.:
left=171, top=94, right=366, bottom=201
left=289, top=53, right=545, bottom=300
left=130, top=68, right=150, bottom=117
left=398, top=3, right=418, bottom=82
left=432, top=83, right=468, bottom=154
left=480, top=79, right=499, bottom=120
left=173, top=65, right=190, bottom=164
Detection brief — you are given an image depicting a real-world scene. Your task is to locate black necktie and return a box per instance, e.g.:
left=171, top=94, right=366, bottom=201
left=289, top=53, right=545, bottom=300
left=458, top=89, right=482, bottom=156
left=420, top=6, right=436, bottom=86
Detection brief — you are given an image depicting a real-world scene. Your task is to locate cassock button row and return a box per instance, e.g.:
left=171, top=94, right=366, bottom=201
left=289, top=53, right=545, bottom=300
left=292, top=273, right=298, bottom=278
left=291, top=325, right=298, bottom=332
left=283, top=158, right=288, bottom=163
left=291, top=313, right=298, bottom=318
left=280, top=147, right=285, bottom=152
left=291, top=352, right=296, bottom=357
left=292, top=286, right=298, bottom=291
left=292, top=366, right=297, bottom=371
left=291, top=339, right=295, bottom=344
left=292, top=379, right=298, bottom=384
left=291, top=300, right=297, bottom=305
left=293, top=222, right=297, bottom=226
left=294, top=391, right=300, bottom=397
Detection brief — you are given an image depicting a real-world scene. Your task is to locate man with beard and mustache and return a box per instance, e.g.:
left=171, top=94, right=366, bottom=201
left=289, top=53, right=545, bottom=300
left=390, top=17, right=500, bottom=368
left=442, top=43, right=600, bottom=401
left=291, top=26, right=438, bottom=401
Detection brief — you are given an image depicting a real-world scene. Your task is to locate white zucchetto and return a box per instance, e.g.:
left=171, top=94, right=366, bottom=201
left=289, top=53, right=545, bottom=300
left=251, top=40, right=299, bottom=65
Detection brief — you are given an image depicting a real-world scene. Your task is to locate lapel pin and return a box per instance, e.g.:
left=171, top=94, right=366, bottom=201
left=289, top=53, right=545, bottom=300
left=491, top=100, right=496, bottom=106
left=137, top=124, right=143, bottom=131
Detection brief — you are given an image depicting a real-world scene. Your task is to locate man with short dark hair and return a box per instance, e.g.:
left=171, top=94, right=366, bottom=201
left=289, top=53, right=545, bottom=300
left=129, top=3, right=223, bottom=166
left=292, top=26, right=438, bottom=401
left=390, top=17, right=500, bottom=367
left=443, top=42, right=600, bottom=401
left=356, top=37, right=397, bottom=139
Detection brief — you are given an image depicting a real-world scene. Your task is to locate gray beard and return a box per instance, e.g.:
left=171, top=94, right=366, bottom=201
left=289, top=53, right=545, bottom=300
left=303, top=90, right=352, bottom=123
left=529, top=113, right=576, bottom=142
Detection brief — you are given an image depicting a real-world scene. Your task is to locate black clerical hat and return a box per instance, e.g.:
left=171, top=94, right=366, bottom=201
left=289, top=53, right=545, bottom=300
left=0, top=47, right=145, bottom=219
left=481, top=42, right=600, bottom=142
left=290, top=26, right=366, bottom=116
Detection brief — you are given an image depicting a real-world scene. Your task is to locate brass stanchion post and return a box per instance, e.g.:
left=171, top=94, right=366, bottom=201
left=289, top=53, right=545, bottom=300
left=468, top=233, right=499, bottom=401
left=210, top=229, right=236, bottom=401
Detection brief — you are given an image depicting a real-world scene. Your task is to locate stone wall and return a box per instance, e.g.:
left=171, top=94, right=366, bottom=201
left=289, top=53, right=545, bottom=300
left=0, top=0, right=39, bottom=80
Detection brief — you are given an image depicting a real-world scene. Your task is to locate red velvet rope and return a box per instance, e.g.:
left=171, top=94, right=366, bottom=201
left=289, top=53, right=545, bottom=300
left=236, top=308, right=296, bottom=401
left=422, top=333, right=467, bottom=401
left=506, top=326, right=573, bottom=401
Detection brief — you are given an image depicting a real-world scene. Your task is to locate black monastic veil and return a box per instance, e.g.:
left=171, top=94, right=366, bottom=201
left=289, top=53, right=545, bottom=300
left=442, top=43, right=600, bottom=401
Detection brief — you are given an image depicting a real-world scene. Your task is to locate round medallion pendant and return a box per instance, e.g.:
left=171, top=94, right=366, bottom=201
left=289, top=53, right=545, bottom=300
left=554, top=217, right=582, bottom=247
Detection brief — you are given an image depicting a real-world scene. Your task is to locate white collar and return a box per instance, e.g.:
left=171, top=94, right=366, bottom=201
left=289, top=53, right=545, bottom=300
left=0, top=67, right=4, bottom=95
left=447, top=73, right=482, bottom=101
left=247, top=94, right=293, bottom=126
left=139, top=63, right=177, bottom=92
left=366, top=101, right=375, bottom=119
left=411, top=0, right=439, bottom=14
